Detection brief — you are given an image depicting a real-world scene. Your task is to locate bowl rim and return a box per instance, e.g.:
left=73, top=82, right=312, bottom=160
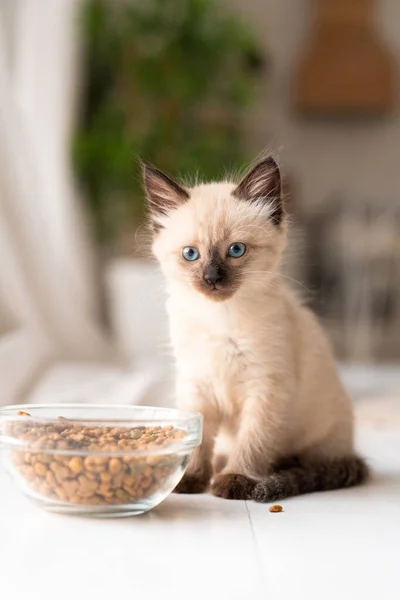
left=0, top=403, right=202, bottom=456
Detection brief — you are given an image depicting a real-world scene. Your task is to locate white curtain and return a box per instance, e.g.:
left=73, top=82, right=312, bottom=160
left=0, top=0, right=111, bottom=403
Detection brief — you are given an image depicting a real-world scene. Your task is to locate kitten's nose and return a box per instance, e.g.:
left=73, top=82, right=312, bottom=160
left=203, top=264, right=224, bottom=286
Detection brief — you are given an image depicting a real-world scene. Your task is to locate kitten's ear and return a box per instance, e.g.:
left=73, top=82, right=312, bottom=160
left=142, top=163, right=189, bottom=228
left=233, top=157, right=283, bottom=226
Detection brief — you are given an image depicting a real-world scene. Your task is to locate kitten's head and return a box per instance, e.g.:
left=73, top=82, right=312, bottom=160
left=143, top=157, right=287, bottom=302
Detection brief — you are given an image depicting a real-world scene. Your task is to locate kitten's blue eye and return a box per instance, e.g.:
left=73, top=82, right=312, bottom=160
left=228, top=242, right=246, bottom=258
left=182, top=246, right=200, bottom=261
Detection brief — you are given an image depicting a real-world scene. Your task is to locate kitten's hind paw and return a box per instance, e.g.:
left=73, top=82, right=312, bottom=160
left=211, top=473, right=257, bottom=500
left=174, top=473, right=210, bottom=494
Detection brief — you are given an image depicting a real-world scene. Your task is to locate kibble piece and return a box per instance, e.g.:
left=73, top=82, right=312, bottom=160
left=69, top=456, right=83, bottom=474
left=46, top=471, right=57, bottom=487
left=122, top=475, right=135, bottom=487
left=112, top=472, right=124, bottom=488
left=62, top=479, right=79, bottom=496
left=50, top=462, right=71, bottom=483
left=143, top=465, right=152, bottom=478
left=77, top=474, right=98, bottom=492
left=84, top=455, right=106, bottom=473
left=36, top=453, right=52, bottom=465
left=269, top=504, right=283, bottom=513
left=140, top=476, right=152, bottom=490
left=55, top=486, right=68, bottom=501
left=69, top=495, right=82, bottom=504
left=100, top=471, right=112, bottom=483
left=33, top=462, right=47, bottom=477
left=98, top=483, right=113, bottom=498
left=109, top=458, right=122, bottom=475
left=115, top=489, right=128, bottom=500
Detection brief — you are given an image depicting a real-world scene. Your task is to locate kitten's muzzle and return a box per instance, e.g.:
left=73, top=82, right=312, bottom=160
left=196, top=260, right=235, bottom=301
left=203, top=263, right=225, bottom=288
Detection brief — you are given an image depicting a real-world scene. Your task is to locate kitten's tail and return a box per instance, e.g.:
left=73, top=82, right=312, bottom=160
left=252, top=455, right=369, bottom=503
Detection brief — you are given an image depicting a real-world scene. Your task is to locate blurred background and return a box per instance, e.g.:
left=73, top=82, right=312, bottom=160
left=0, top=0, right=399, bottom=420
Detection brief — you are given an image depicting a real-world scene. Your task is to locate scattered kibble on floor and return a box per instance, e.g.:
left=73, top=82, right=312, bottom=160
left=269, top=504, right=283, bottom=513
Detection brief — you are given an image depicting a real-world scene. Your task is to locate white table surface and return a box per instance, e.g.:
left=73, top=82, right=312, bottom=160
left=1, top=427, right=400, bottom=600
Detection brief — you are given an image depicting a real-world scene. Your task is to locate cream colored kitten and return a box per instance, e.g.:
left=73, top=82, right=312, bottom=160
left=143, top=158, right=368, bottom=502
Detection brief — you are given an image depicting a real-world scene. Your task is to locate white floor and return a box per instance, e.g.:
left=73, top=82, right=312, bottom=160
left=1, top=426, right=400, bottom=600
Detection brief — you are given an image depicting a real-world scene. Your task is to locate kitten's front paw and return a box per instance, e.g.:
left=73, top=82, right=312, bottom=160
left=174, top=472, right=210, bottom=494
left=211, top=473, right=257, bottom=500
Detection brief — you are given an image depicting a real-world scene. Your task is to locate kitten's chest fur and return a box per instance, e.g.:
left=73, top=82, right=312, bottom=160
left=203, top=329, right=248, bottom=395
left=170, top=299, right=264, bottom=414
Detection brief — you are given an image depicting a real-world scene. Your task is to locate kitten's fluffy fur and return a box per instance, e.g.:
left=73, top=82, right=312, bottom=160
left=143, top=158, right=368, bottom=502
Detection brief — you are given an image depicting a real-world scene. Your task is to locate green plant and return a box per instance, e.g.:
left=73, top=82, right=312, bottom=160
left=73, top=0, right=263, bottom=250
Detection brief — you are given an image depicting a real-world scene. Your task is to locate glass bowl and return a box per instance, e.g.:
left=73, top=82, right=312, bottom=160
left=0, top=404, right=202, bottom=517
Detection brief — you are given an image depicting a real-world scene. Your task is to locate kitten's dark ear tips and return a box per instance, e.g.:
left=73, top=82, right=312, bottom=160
left=233, top=157, right=284, bottom=226
left=141, top=162, right=189, bottom=230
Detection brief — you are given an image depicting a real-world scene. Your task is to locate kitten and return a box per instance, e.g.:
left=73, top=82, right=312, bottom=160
left=142, top=157, right=368, bottom=502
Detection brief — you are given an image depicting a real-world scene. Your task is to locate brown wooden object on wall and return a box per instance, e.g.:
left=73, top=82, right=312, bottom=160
left=294, top=0, right=397, bottom=117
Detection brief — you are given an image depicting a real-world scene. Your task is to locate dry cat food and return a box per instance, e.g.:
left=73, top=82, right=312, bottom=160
left=269, top=504, right=283, bottom=513
left=6, top=412, right=186, bottom=506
